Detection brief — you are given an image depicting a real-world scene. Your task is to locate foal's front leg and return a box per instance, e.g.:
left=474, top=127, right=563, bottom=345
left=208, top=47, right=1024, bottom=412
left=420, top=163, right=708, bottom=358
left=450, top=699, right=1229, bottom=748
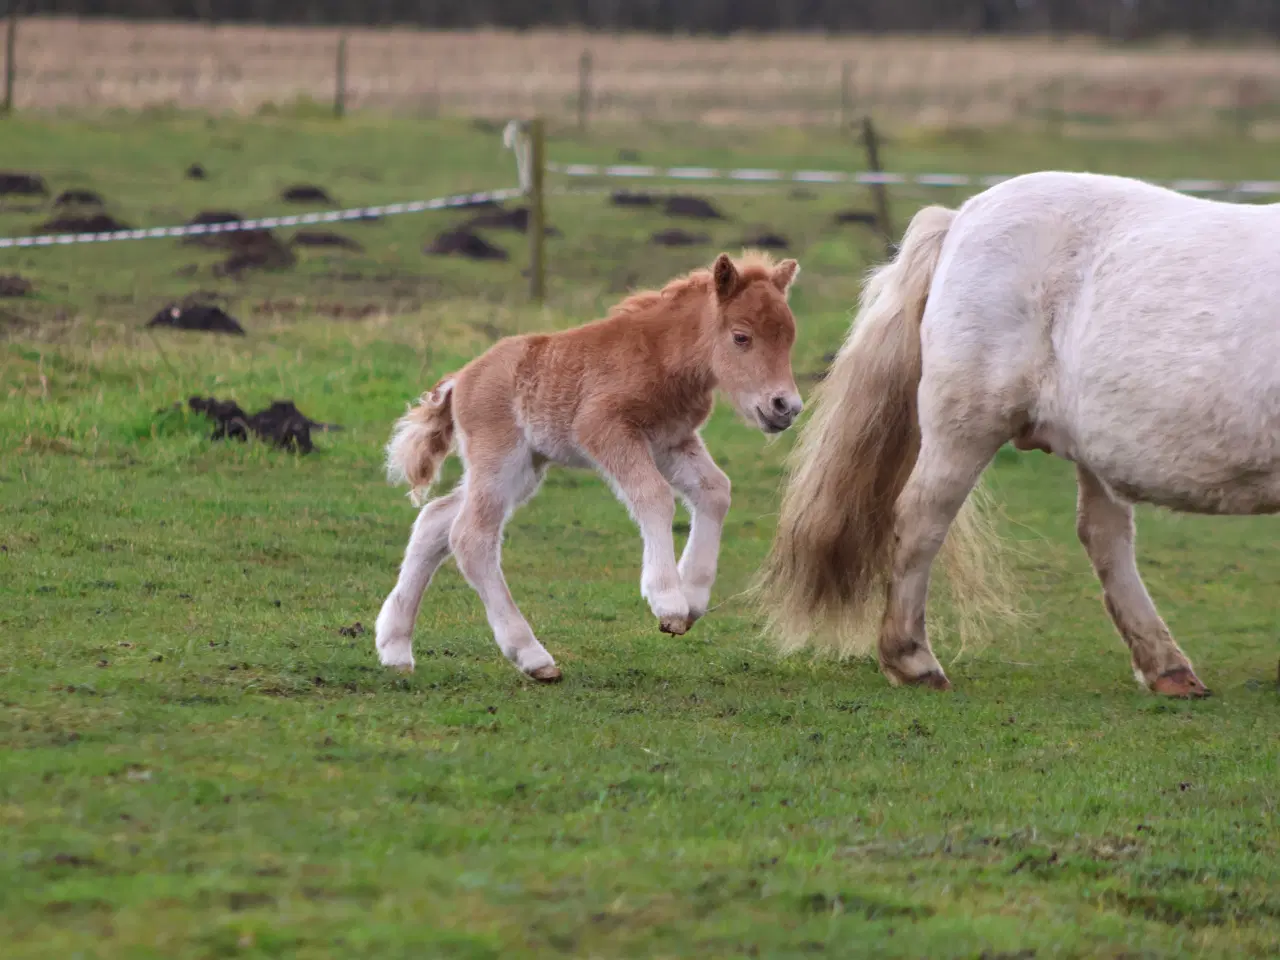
left=581, top=428, right=690, bottom=635
left=656, top=436, right=731, bottom=626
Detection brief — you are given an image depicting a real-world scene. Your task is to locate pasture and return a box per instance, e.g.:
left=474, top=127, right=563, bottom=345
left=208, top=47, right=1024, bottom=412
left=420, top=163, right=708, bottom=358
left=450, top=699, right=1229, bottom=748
left=2, top=112, right=1279, bottom=957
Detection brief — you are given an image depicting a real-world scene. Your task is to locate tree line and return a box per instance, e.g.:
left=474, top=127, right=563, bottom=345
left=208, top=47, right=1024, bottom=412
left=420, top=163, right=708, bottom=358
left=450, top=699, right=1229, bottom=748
left=14, top=0, right=1280, bottom=40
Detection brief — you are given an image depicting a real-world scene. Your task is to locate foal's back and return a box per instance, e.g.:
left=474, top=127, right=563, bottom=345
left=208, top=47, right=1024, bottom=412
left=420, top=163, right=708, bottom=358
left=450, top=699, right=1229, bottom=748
left=451, top=295, right=713, bottom=467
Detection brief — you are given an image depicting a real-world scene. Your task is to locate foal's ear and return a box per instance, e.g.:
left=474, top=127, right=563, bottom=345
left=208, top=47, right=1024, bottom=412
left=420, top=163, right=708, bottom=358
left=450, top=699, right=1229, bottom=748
left=713, top=253, right=741, bottom=301
left=771, top=258, right=801, bottom=297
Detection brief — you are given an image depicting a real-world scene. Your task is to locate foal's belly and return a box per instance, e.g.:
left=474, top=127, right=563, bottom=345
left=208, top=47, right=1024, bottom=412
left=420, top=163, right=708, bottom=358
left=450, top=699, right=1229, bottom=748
left=519, top=420, right=593, bottom=470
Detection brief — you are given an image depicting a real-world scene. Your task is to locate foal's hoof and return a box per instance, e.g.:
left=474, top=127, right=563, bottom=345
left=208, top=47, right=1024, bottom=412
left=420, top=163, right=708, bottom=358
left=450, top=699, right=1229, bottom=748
left=659, top=615, right=691, bottom=636
left=389, top=663, right=414, bottom=675
left=1152, top=667, right=1210, bottom=699
left=528, top=664, right=563, bottom=683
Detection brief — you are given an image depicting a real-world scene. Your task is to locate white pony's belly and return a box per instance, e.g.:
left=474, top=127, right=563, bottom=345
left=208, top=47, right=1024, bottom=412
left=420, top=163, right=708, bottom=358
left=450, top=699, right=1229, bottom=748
left=1065, top=391, right=1280, bottom=515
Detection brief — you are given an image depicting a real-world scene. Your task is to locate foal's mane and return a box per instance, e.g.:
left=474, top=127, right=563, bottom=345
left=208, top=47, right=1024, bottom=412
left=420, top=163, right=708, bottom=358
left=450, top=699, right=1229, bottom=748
left=606, top=250, right=781, bottom=322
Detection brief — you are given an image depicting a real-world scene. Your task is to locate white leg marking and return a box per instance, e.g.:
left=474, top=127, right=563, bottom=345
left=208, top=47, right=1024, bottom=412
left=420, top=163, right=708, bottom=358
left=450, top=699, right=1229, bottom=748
left=375, top=488, right=464, bottom=672
left=657, top=436, right=731, bottom=623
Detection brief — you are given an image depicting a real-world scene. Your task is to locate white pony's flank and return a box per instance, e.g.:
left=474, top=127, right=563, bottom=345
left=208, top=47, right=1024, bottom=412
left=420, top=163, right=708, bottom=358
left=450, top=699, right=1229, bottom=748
left=759, top=170, right=1279, bottom=696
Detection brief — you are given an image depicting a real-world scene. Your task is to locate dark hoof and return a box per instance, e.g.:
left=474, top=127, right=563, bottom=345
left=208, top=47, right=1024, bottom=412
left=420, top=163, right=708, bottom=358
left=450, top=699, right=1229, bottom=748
left=659, top=615, right=691, bottom=636
left=1152, top=666, right=1209, bottom=698
left=528, top=664, right=562, bottom=683
left=906, top=670, right=953, bottom=691
left=882, top=660, right=952, bottom=691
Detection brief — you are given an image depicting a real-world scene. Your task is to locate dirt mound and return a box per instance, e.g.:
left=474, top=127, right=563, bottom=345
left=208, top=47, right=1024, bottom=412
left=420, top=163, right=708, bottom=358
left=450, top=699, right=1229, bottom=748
left=663, top=195, right=724, bottom=220
left=651, top=229, right=709, bottom=247
left=188, top=396, right=340, bottom=454
left=281, top=184, right=334, bottom=204
left=214, top=231, right=296, bottom=276
left=461, top=206, right=559, bottom=235
left=187, top=210, right=243, bottom=226
left=147, top=303, right=245, bottom=335
left=789, top=187, right=817, bottom=201
left=426, top=229, right=508, bottom=261
left=834, top=209, right=878, bottom=226
left=739, top=232, right=789, bottom=250
left=181, top=210, right=245, bottom=248
left=611, top=191, right=657, bottom=208
left=0, top=172, right=48, bottom=197
left=617, top=148, right=642, bottom=162
left=37, top=212, right=132, bottom=234
left=291, top=230, right=363, bottom=251
left=0, top=275, right=33, bottom=298
left=186, top=163, right=207, bottom=180
left=53, top=189, right=105, bottom=208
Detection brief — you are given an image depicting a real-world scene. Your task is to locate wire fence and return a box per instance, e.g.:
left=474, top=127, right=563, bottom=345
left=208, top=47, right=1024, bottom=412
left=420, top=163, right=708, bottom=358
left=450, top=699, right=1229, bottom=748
left=6, top=19, right=1280, bottom=137
left=0, top=188, right=524, bottom=250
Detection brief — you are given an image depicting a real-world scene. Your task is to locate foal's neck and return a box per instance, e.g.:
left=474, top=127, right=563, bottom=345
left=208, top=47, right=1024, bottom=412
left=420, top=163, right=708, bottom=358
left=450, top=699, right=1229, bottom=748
left=644, top=278, right=718, bottom=394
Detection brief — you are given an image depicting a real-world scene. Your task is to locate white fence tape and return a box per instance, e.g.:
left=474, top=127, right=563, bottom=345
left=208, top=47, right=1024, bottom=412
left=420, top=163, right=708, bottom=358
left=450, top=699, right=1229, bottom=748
left=549, top=162, right=1280, bottom=196
left=0, top=187, right=524, bottom=250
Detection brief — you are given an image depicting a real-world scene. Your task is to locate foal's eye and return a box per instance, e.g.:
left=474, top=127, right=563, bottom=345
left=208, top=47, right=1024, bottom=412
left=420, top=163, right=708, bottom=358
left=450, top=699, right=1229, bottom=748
left=732, top=332, right=751, bottom=347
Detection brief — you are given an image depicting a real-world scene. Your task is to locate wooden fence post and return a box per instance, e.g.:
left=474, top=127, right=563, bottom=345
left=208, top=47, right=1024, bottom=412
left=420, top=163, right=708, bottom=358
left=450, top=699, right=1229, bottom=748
left=860, top=116, right=893, bottom=256
left=528, top=118, right=547, bottom=304
left=333, top=33, right=348, bottom=118
left=577, top=50, right=592, bottom=133
left=3, top=1, right=19, bottom=115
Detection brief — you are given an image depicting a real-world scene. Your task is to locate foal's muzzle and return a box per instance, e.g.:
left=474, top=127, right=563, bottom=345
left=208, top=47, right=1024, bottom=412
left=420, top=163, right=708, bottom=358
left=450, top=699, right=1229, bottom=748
left=756, top=392, right=804, bottom=433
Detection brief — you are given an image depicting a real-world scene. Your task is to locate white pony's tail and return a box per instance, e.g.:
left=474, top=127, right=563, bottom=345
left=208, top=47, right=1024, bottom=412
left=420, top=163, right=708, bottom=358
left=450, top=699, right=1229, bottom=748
left=755, top=204, right=1010, bottom=656
left=386, top=377, right=457, bottom=507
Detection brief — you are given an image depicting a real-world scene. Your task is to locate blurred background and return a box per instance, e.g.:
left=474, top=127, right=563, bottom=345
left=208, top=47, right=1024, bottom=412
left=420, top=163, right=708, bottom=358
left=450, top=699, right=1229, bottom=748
left=7, top=2, right=1280, bottom=137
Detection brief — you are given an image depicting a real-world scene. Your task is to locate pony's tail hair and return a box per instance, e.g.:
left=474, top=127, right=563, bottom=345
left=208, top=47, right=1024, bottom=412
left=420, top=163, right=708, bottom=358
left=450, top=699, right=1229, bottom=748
left=385, top=376, right=458, bottom=507
left=754, top=204, right=1010, bottom=658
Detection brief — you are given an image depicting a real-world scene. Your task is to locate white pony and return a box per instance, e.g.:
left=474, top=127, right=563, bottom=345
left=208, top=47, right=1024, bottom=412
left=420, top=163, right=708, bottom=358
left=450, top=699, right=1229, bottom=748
left=758, top=171, right=1279, bottom=697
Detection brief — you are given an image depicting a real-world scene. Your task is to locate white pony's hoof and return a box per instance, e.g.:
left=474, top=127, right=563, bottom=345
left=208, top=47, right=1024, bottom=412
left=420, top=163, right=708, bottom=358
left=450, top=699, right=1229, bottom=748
left=659, top=614, right=692, bottom=636
left=377, top=639, right=415, bottom=673
left=527, top=664, right=563, bottom=683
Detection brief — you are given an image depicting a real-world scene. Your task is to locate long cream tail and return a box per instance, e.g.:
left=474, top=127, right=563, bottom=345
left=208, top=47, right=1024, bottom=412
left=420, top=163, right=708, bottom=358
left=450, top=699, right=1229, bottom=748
left=755, top=204, right=1011, bottom=657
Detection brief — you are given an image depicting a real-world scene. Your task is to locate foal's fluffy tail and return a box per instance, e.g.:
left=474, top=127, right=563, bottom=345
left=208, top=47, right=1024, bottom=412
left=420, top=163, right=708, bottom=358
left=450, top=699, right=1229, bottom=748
left=754, top=204, right=1008, bottom=657
left=386, top=376, right=457, bottom=506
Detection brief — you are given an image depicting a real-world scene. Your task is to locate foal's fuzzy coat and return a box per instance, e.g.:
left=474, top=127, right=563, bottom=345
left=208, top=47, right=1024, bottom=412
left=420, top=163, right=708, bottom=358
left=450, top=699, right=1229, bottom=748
left=376, top=252, right=803, bottom=680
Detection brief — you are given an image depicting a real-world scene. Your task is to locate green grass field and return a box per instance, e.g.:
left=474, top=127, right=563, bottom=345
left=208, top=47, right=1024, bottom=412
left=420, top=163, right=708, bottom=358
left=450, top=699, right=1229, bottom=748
left=2, top=111, right=1279, bottom=958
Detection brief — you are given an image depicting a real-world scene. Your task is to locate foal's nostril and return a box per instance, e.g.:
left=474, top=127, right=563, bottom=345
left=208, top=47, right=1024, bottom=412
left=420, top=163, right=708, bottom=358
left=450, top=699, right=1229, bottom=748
left=771, top=395, right=789, bottom=415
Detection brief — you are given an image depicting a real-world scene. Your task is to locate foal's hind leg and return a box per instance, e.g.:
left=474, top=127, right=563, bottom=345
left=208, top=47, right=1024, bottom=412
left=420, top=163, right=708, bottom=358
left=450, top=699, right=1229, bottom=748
left=1075, top=466, right=1208, bottom=698
left=880, top=430, right=1005, bottom=690
left=449, top=450, right=560, bottom=682
left=375, top=487, right=464, bottom=672
left=656, top=436, right=732, bottom=627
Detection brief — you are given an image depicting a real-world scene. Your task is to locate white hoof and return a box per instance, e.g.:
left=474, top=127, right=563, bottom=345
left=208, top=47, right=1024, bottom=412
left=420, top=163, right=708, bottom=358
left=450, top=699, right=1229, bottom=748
left=377, top=637, right=415, bottom=673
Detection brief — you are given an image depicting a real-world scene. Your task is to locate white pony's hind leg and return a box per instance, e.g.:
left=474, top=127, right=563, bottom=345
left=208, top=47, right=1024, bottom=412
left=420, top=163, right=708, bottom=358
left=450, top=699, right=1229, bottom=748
left=1075, top=466, right=1209, bottom=697
left=375, top=487, right=464, bottom=672
left=880, top=426, right=1006, bottom=689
